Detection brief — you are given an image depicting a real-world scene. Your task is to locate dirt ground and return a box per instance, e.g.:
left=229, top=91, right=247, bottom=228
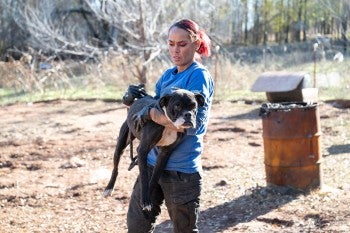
left=0, top=99, right=349, bottom=233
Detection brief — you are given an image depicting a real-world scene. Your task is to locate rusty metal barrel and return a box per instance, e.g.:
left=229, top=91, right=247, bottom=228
left=260, top=102, right=322, bottom=190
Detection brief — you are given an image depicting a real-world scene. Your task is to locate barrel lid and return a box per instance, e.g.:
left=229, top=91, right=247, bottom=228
left=259, top=102, right=318, bottom=117
left=251, top=72, right=310, bottom=92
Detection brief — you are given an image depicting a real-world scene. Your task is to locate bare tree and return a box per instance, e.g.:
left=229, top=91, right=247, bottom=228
left=320, top=0, right=349, bottom=53
left=83, top=0, right=169, bottom=84
left=340, top=0, right=349, bottom=53
left=302, top=0, right=308, bottom=41
left=2, top=1, right=104, bottom=59
left=83, top=0, right=217, bottom=84
left=0, top=0, right=29, bottom=60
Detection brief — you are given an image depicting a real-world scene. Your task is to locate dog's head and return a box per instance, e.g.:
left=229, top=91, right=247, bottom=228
left=159, top=89, right=205, bottom=129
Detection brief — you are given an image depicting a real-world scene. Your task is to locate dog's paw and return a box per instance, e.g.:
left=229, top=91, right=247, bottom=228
left=142, top=204, right=152, bottom=212
left=103, top=189, right=113, bottom=197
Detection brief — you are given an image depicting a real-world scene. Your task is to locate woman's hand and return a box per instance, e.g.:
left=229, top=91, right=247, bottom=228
left=132, top=105, right=152, bottom=132
left=122, top=84, right=149, bottom=106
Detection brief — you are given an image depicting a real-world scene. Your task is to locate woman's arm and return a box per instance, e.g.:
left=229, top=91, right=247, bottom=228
left=150, top=108, right=184, bottom=132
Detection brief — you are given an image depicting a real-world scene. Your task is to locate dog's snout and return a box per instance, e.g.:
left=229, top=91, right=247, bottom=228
left=184, top=112, right=192, bottom=119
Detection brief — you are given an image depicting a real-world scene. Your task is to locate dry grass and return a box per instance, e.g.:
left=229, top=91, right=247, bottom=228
left=0, top=51, right=349, bottom=104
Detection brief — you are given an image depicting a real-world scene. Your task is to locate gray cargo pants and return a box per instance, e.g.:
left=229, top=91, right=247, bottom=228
left=127, top=166, right=202, bottom=233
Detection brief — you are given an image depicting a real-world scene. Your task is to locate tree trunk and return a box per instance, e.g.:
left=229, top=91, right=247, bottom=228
left=296, top=0, right=302, bottom=42
left=303, top=0, right=307, bottom=41
left=285, top=0, right=291, bottom=43
left=137, top=0, right=149, bottom=85
left=341, top=0, right=348, bottom=53
left=253, top=0, right=260, bottom=45
left=243, top=0, right=248, bottom=45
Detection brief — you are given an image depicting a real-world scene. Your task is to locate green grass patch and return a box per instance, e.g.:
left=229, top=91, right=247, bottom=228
left=2, top=85, right=348, bottom=106
left=0, top=85, right=126, bottom=106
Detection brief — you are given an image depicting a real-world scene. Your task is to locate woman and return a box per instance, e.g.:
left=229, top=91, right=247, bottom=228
left=126, top=19, right=214, bottom=233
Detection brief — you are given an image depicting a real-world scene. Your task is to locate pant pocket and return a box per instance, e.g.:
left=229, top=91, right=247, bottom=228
left=170, top=173, right=202, bottom=205
left=171, top=186, right=201, bottom=205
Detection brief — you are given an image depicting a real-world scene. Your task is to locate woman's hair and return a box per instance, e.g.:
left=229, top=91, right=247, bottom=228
left=169, top=19, right=211, bottom=58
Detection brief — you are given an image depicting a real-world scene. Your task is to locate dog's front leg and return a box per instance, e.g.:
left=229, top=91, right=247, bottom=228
left=149, top=133, right=183, bottom=193
left=149, top=147, right=172, bottom=194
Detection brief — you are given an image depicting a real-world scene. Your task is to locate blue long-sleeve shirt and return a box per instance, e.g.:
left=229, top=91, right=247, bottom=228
left=147, top=61, right=214, bottom=173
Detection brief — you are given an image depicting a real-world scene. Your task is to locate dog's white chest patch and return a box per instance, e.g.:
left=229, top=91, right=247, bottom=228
left=156, top=128, right=178, bottom=146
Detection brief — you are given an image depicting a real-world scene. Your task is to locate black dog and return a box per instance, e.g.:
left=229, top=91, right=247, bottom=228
left=103, top=89, right=205, bottom=211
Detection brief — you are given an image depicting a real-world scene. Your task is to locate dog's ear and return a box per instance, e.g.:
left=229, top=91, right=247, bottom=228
left=194, top=93, right=205, bottom=107
left=159, top=94, right=171, bottom=108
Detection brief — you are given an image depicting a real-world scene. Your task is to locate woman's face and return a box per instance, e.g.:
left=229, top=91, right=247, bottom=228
left=168, top=27, right=198, bottom=72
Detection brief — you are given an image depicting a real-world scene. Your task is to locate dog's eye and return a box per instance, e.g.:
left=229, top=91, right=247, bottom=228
left=174, top=103, right=182, bottom=110
left=189, top=103, right=196, bottom=109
